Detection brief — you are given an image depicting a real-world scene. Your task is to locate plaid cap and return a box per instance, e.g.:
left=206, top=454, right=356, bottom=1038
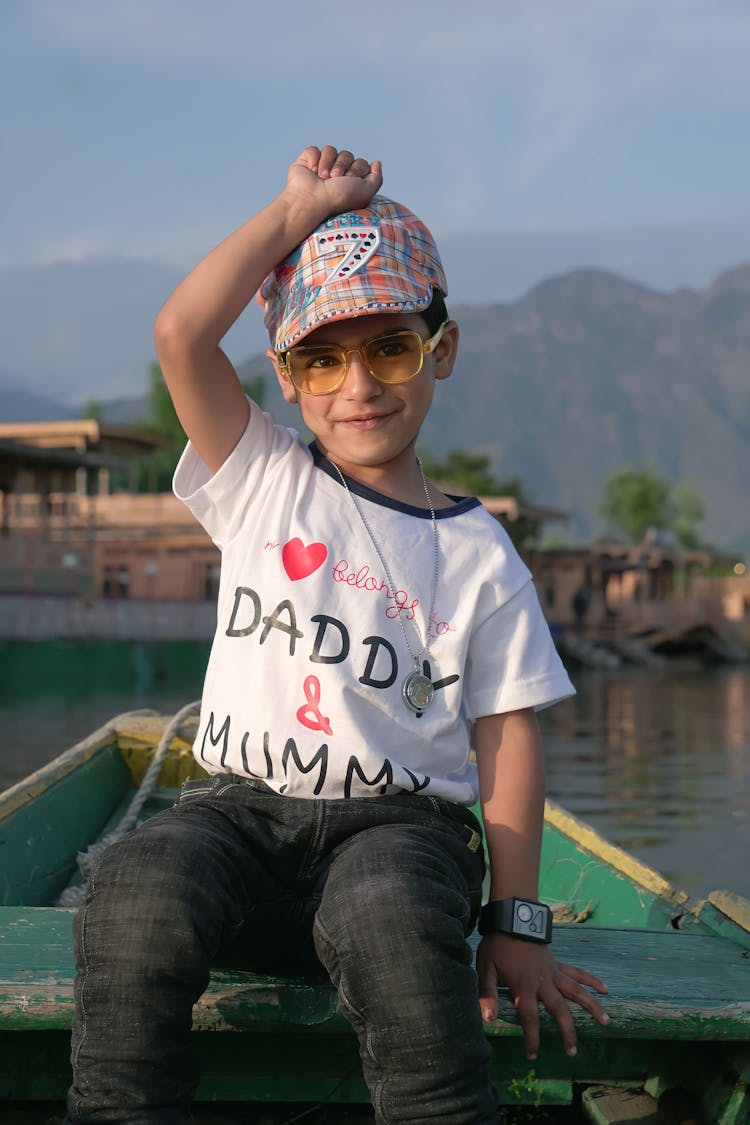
left=258, top=195, right=447, bottom=353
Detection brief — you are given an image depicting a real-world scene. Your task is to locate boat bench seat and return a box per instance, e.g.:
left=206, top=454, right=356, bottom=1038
left=2, top=905, right=750, bottom=1111
left=1, top=905, right=749, bottom=1041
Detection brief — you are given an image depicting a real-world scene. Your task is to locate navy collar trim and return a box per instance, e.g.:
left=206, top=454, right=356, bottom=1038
left=310, top=442, right=482, bottom=520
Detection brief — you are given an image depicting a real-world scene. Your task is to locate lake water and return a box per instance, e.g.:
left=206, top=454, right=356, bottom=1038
left=2, top=640, right=748, bottom=901
left=541, top=662, right=750, bottom=900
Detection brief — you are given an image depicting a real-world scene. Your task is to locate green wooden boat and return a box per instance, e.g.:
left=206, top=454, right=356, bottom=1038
left=1, top=708, right=749, bottom=1124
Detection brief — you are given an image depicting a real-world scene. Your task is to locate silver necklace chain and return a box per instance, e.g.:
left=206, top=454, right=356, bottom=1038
left=327, top=457, right=440, bottom=712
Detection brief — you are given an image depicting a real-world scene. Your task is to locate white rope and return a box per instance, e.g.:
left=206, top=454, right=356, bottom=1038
left=56, top=700, right=201, bottom=907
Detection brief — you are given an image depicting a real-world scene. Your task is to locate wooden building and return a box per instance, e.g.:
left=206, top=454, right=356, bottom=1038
left=1, top=421, right=744, bottom=643
left=526, top=538, right=740, bottom=637
left=0, top=421, right=218, bottom=603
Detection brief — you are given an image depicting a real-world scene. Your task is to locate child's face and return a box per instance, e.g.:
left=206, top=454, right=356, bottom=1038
left=269, top=312, right=458, bottom=483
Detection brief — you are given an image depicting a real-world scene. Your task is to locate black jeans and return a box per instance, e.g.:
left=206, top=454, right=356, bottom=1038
left=65, top=776, right=496, bottom=1124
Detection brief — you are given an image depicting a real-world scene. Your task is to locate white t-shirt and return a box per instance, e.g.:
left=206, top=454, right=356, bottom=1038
left=173, top=404, right=573, bottom=804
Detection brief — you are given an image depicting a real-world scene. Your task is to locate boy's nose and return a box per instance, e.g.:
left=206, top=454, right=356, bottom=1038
left=340, top=352, right=383, bottom=398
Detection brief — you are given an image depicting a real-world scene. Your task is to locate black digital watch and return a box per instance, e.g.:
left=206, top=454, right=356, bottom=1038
left=478, top=897, right=553, bottom=943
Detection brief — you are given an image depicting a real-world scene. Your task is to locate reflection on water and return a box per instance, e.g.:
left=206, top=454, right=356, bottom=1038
left=539, top=664, right=750, bottom=899
left=0, top=640, right=209, bottom=787
left=2, top=641, right=749, bottom=901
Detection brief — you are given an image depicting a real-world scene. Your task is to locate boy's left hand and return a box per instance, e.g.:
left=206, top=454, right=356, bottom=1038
left=476, top=932, right=610, bottom=1060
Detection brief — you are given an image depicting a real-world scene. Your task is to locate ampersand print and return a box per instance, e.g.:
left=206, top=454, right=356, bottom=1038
left=296, top=674, right=333, bottom=736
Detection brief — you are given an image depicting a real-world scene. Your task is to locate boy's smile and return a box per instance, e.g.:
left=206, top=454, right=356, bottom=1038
left=271, top=312, right=458, bottom=501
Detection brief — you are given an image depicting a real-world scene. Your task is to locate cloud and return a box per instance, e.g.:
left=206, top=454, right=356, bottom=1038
left=32, top=0, right=408, bottom=69
left=32, top=0, right=750, bottom=85
left=457, top=1, right=750, bottom=203
left=21, top=231, right=115, bottom=268
left=24, top=1, right=750, bottom=187
left=11, top=1, right=750, bottom=263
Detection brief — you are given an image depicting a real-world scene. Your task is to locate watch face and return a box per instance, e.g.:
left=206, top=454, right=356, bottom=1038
left=512, top=899, right=552, bottom=942
left=478, top=898, right=552, bottom=942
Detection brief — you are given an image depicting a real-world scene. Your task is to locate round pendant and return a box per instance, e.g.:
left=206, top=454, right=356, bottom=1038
left=402, top=670, right=435, bottom=713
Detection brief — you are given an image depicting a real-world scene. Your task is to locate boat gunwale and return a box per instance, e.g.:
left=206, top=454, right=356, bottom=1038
left=543, top=798, right=690, bottom=911
left=0, top=717, right=122, bottom=823
left=0, top=709, right=201, bottom=827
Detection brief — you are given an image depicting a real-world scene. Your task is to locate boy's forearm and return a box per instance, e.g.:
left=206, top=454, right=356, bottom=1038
left=152, top=191, right=327, bottom=473
left=155, top=192, right=330, bottom=356
left=474, top=709, right=546, bottom=901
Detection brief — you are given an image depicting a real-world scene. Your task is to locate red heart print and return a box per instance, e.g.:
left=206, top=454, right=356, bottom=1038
left=282, top=538, right=328, bottom=581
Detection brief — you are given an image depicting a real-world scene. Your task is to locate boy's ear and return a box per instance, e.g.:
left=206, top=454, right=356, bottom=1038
left=267, top=348, right=298, bottom=403
left=433, top=320, right=459, bottom=382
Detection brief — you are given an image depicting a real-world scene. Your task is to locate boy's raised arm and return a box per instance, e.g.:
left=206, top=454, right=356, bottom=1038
left=153, top=146, right=383, bottom=473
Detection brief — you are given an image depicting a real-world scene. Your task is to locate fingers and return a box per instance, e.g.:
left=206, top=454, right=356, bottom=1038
left=317, top=145, right=349, bottom=178
left=514, top=983, right=607, bottom=1061
left=295, top=145, right=380, bottom=183
left=555, top=964, right=611, bottom=1028
left=539, top=964, right=611, bottom=1059
left=481, top=956, right=611, bottom=1061
left=295, top=145, right=323, bottom=171
left=365, top=158, right=384, bottom=192
left=556, top=961, right=609, bottom=995
left=476, top=954, right=500, bottom=1023
left=539, top=982, right=578, bottom=1058
left=515, top=993, right=541, bottom=1061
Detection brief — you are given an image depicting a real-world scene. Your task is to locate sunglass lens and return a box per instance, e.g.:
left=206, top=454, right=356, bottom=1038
left=363, top=332, right=423, bottom=383
left=289, top=346, right=344, bottom=394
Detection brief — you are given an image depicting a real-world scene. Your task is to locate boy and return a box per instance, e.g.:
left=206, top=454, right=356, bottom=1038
left=65, top=145, right=608, bottom=1125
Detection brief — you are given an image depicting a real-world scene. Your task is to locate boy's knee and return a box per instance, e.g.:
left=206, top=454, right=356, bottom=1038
left=88, top=823, right=193, bottom=901
left=75, top=835, right=222, bottom=981
left=318, top=839, right=473, bottom=967
left=78, top=821, right=222, bottom=953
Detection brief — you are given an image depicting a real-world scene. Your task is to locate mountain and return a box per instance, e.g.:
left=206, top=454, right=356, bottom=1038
left=0, top=378, right=76, bottom=422
left=0, top=258, right=265, bottom=406
left=90, top=395, right=150, bottom=426
left=2, top=265, right=748, bottom=551
left=418, top=265, right=750, bottom=549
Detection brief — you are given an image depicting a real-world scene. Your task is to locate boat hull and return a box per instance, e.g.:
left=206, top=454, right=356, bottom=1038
left=1, top=712, right=749, bottom=1122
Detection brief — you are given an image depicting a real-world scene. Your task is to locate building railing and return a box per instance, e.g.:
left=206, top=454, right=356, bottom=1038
left=2, top=491, right=198, bottom=532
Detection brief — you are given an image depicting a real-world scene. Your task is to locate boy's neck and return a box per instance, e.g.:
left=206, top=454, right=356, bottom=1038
left=316, top=444, right=454, bottom=510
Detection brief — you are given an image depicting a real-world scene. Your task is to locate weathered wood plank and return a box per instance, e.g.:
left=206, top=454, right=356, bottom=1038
left=582, top=1085, right=661, bottom=1124
left=3, top=910, right=750, bottom=1044
left=687, top=892, right=750, bottom=951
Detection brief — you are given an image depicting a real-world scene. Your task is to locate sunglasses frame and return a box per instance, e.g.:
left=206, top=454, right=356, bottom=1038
left=277, top=322, right=447, bottom=396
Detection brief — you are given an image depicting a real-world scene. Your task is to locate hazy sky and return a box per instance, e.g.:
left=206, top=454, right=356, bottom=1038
left=2, top=0, right=750, bottom=402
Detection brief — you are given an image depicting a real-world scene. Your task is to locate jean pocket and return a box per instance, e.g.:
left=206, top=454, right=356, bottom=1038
left=430, top=798, right=484, bottom=856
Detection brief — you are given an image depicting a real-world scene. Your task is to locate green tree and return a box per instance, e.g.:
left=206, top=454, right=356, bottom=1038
left=418, top=450, right=501, bottom=495
left=82, top=399, right=102, bottom=421
left=598, top=467, right=671, bottom=543
left=598, top=467, right=705, bottom=546
left=418, top=448, right=540, bottom=549
left=672, top=482, right=706, bottom=549
left=135, top=363, right=266, bottom=492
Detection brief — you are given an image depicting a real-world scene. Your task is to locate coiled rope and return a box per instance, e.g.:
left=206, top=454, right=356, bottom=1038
left=56, top=700, right=201, bottom=907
